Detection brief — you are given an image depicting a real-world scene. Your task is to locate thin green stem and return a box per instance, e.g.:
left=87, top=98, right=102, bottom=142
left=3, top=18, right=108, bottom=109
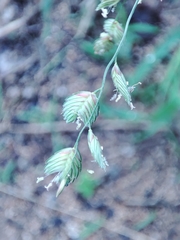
left=94, top=88, right=101, bottom=93
left=74, top=0, right=140, bottom=150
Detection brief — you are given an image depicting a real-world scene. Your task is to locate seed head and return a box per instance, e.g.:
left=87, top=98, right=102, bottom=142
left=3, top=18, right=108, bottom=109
left=63, top=91, right=99, bottom=128
left=111, top=62, right=141, bottom=109
left=104, top=19, right=124, bottom=44
left=37, top=147, right=82, bottom=197
left=94, top=32, right=113, bottom=55
left=96, top=0, right=121, bottom=17
left=88, top=129, right=108, bottom=170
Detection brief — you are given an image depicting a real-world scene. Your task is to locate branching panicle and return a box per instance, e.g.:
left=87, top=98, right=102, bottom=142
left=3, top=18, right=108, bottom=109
left=37, top=0, right=142, bottom=196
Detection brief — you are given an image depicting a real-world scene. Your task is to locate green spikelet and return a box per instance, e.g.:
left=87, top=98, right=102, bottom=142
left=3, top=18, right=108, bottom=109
left=88, top=129, right=108, bottom=170
left=103, top=19, right=124, bottom=44
left=63, top=91, right=99, bottom=128
left=111, top=61, right=135, bottom=110
left=96, top=0, right=120, bottom=11
left=44, top=147, right=82, bottom=197
left=94, top=32, right=113, bottom=55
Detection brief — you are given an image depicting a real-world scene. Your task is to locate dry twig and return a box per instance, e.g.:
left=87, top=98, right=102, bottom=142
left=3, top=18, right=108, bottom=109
left=75, top=0, right=96, bottom=38
left=1, top=53, right=38, bottom=78
left=0, top=119, right=150, bottom=134
left=0, top=5, right=39, bottom=39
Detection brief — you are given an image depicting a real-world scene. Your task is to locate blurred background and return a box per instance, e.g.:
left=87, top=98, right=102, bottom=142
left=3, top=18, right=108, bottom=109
left=0, top=0, right=180, bottom=239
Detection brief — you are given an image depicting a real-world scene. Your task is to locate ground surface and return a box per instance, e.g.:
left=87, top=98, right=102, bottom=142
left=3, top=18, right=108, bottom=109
left=1, top=0, right=180, bottom=240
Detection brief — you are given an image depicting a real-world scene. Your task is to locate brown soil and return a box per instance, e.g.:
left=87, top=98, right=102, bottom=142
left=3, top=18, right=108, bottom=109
left=1, top=0, right=180, bottom=240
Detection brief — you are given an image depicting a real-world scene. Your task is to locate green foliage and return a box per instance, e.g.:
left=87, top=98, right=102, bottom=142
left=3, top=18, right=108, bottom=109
left=79, top=219, right=104, bottom=240
left=134, top=211, right=156, bottom=231
left=75, top=171, right=99, bottom=199
left=101, top=27, right=180, bottom=136
left=116, top=3, right=127, bottom=25
left=135, top=84, right=158, bottom=107
left=156, top=43, right=180, bottom=106
left=141, top=42, right=180, bottom=132
left=40, top=0, right=54, bottom=37
left=16, top=104, right=57, bottom=123
left=130, top=25, right=180, bottom=85
left=0, top=160, right=16, bottom=183
left=100, top=102, right=139, bottom=119
left=51, top=132, right=64, bottom=153
left=129, top=22, right=159, bottom=35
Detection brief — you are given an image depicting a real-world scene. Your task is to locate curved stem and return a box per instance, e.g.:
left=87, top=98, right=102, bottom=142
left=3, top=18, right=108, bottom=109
left=74, top=0, right=140, bottom=150
left=94, top=88, right=101, bottom=93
